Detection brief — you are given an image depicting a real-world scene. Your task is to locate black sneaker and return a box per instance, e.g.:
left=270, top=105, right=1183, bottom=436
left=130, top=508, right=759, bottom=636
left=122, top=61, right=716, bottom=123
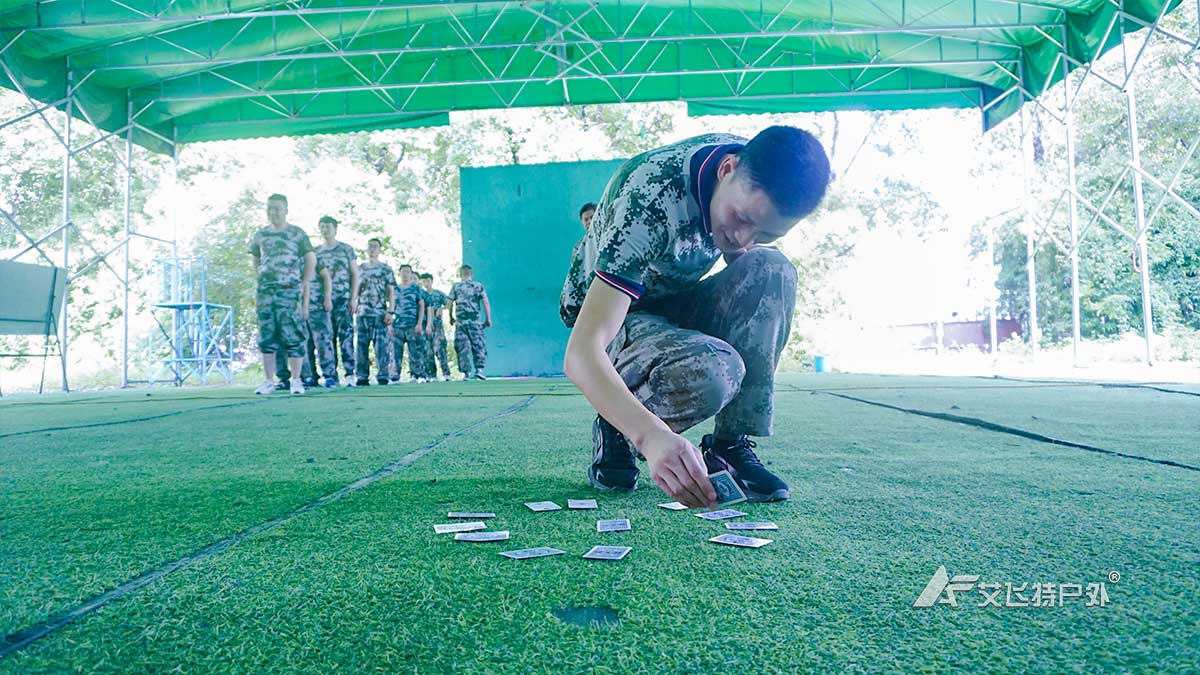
left=274, top=380, right=289, bottom=391
left=356, top=378, right=370, bottom=387
left=701, top=434, right=789, bottom=502
left=376, top=378, right=389, bottom=386
left=588, top=416, right=638, bottom=492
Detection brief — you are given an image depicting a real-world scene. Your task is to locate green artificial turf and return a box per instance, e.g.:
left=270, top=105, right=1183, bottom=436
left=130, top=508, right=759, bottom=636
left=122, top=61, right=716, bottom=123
left=2, top=376, right=1198, bottom=674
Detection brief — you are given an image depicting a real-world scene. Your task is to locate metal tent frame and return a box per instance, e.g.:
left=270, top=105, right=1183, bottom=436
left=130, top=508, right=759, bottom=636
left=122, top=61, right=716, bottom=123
left=1, top=0, right=1197, bottom=388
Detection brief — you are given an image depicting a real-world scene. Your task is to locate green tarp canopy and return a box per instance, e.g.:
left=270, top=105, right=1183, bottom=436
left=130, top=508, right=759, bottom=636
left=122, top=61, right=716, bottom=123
left=0, top=0, right=1181, bottom=154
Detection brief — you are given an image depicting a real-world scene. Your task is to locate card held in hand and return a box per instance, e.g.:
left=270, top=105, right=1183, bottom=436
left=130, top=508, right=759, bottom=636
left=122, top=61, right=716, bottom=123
left=582, top=545, right=632, bottom=560
left=499, top=547, right=565, bottom=560
left=524, top=501, right=562, bottom=512
left=707, top=470, right=748, bottom=506
left=709, top=533, right=773, bottom=548
left=596, top=518, right=631, bottom=532
left=454, top=530, right=510, bottom=542
left=434, top=521, right=487, bottom=534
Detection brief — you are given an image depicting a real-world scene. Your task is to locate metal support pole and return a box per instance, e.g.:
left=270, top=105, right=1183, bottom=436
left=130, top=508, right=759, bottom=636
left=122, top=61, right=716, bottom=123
left=1019, top=104, right=1040, bottom=350
left=987, top=219, right=998, bottom=354
left=1064, top=77, right=1082, bottom=366
left=1123, top=23, right=1154, bottom=365
left=60, top=81, right=73, bottom=392
left=122, top=102, right=133, bottom=388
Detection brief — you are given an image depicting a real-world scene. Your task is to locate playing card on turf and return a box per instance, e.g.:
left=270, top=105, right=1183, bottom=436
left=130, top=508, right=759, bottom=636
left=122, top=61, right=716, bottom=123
left=448, top=512, right=496, bottom=519
left=596, top=518, right=631, bottom=532
left=709, top=533, right=772, bottom=548
left=583, top=545, right=632, bottom=560
left=433, top=521, right=487, bottom=534
left=708, top=470, right=748, bottom=507
left=567, top=499, right=598, bottom=510
left=694, top=509, right=748, bottom=521
left=725, top=522, right=778, bottom=531
left=658, top=501, right=688, bottom=511
left=499, top=547, right=565, bottom=560
left=524, top=501, right=562, bottom=512
left=454, top=530, right=510, bottom=542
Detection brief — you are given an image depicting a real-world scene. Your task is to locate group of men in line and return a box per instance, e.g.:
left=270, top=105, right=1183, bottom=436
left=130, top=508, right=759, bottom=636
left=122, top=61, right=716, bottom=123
left=250, top=193, right=492, bottom=395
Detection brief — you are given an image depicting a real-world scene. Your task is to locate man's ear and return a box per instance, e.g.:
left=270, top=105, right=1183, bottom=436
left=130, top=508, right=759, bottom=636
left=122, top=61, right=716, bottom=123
left=716, top=154, right=740, bottom=180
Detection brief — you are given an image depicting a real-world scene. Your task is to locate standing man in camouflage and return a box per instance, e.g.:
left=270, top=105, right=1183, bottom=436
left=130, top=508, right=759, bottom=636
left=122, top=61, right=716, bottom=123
left=448, top=264, right=492, bottom=380
left=251, top=193, right=317, bottom=396
left=310, top=215, right=359, bottom=386
left=390, top=264, right=427, bottom=382
left=355, top=238, right=395, bottom=386
left=300, top=259, right=334, bottom=387
left=419, top=272, right=452, bottom=381
left=560, top=126, right=831, bottom=508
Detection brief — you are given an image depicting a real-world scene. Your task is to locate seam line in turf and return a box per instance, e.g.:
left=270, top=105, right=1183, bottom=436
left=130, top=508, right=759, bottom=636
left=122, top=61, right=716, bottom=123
left=0, top=399, right=284, bottom=440
left=824, top=392, right=1200, bottom=473
left=0, top=395, right=536, bottom=659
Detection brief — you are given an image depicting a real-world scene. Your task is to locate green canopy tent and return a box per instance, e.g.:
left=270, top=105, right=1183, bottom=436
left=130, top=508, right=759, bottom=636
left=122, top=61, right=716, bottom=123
left=0, top=0, right=1193, bottom=388
left=0, top=0, right=1183, bottom=152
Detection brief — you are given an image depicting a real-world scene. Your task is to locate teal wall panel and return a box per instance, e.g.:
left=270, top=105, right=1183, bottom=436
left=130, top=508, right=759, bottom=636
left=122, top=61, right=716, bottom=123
left=460, top=159, right=624, bottom=376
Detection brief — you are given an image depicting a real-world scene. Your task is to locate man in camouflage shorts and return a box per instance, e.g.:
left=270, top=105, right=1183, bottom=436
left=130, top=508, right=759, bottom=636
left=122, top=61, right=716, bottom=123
left=355, top=238, right=396, bottom=386
left=448, top=264, right=491, bottom=380
left=251, top=193, right=317, bottom=396
left=560, top=126, right=831, bottom=508
left=419, top=272, right=452, bottom=381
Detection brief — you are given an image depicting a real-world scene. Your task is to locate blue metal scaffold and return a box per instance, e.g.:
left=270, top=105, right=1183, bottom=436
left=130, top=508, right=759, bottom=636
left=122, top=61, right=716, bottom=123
left=147, top=257, right=234, bottom=385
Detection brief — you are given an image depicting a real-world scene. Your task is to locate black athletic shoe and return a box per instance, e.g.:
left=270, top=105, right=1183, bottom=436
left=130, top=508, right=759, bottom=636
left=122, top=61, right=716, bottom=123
left=356, top=378, right=370, bottom=387
left=302, top=379, right=319, bottom=388
left=376, top=378, right=389, bottom=386
left=588, top=416, right=639, bottom=492
left=274, top=380, right=289, bottom=391
left=701, top=434, right=789, bottom=502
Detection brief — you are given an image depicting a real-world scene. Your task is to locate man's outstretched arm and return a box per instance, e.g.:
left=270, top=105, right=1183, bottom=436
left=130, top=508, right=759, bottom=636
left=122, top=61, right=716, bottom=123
left=563, top=279, right=717, bottom=508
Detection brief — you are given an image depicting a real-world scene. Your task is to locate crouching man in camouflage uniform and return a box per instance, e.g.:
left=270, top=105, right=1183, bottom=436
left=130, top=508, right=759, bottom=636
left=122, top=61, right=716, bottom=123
left=355, top=238, right=396, bottom=386
left=560, top=126, right=830, bottom=508
left=251, top=193, right=317, bottom=396
left=448, top=264, right=491, bottom=380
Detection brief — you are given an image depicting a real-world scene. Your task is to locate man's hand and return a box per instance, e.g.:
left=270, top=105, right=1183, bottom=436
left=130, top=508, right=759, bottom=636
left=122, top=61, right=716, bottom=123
left=484, top=318, right=492, bottom=329
left=415, top=325, right=424, bottom=335
left=638, top=428, right=717, bottom=509
left=323, top=298, right=333, bottom=312
left=300, top=303, right=309, bottom=321
left=383, top=313, right=394, bottom=326
left=350, top=299, right=358, bottom=316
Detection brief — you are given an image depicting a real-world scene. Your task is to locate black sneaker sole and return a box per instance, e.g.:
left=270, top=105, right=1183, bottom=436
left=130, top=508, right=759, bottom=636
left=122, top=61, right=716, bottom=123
left=587, top=464, right=638, bottom=492
left=745, top=487, right=790, bottom=502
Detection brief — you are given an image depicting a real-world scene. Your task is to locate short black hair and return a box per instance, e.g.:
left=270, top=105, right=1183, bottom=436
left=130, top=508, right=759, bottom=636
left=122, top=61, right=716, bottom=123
left=267, top=193, right=288, bottom=206
left=579, top=202, right=596, bottom=217
left=736, top=126, right=830, bottom=219
left=419, top=273, right=433, bottom=280
left=459, top=264, right=472, bottom=273
left=367, top=237, right=382, bottom=247
left=399, top=264, right=413, bottom=271
left=318, top=215, right=338, bottom=228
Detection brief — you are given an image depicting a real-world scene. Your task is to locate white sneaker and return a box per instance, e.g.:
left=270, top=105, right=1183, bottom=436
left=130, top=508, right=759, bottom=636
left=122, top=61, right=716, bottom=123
left=440, top=375, right=450, bottom=382
left=255, top=381, right=276, bottom=395
left=290, top=381, right=305, bottom=395
left=344, top=380, right=357, bottom=387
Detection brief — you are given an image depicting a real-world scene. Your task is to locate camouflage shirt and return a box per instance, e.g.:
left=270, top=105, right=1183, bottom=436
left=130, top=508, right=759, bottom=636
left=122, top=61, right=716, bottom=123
left=449, top=280, right=487, bottom=321
left=249, top=224, right=315, bottom=294
left=311, top=241, right=356, bottom=304
left=558, top=133, right=746, bottom=326
left=393, top=282, right=424, bottom=328
left=358, top=262, right=397, bottom=317
left=424, top=288, right=448, bottom=325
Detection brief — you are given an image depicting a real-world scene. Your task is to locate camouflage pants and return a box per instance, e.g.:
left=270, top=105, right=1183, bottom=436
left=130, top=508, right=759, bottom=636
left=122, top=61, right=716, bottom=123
left=454, top=320, right=487, bottom=375
left=426, top=324, right=451, bottom=378
left=390, top=325, right=422, bottom=379
left=326, top=298, right=356, bottom=379
left=306, top=304, right=339, bottom=383
left=355, top=314, right=392, bottom=383
left=606, top=247, right=796, bottom=437
left=256, top=289, right=307, bottom=358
